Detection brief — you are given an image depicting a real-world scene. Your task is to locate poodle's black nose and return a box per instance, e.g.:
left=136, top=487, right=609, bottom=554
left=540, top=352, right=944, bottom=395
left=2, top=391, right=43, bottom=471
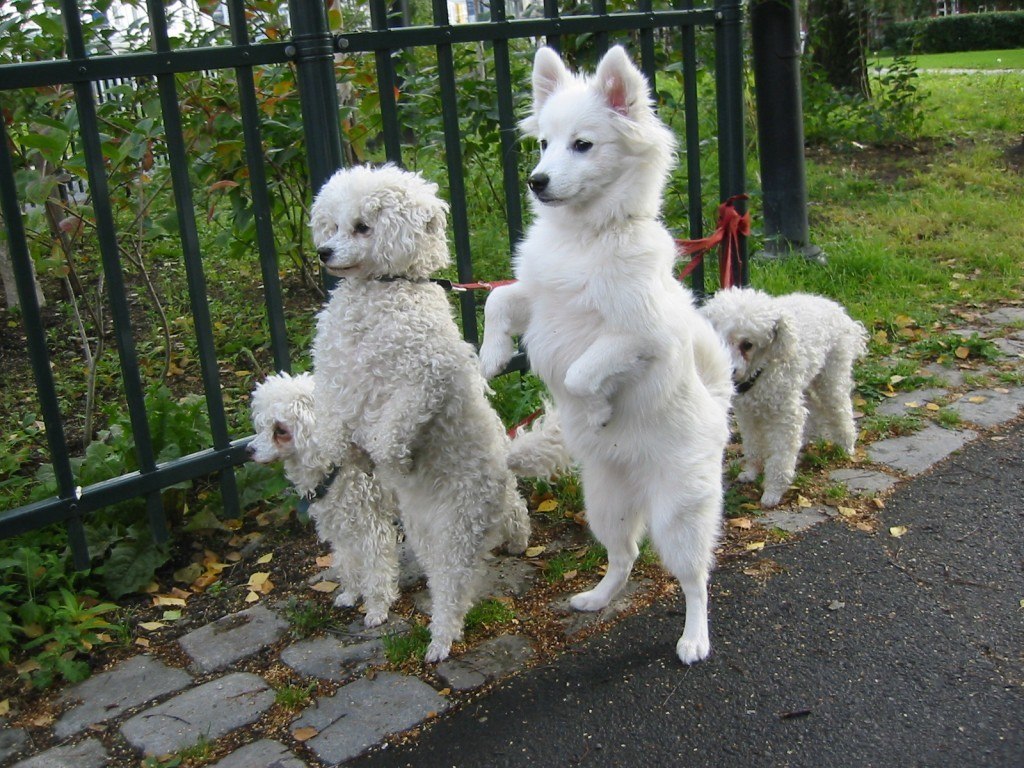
left=528, top=173, right=549, bottom=194
left=317, top=247, right=333, bottom=264
left=245, top=442, right=256, bottom=459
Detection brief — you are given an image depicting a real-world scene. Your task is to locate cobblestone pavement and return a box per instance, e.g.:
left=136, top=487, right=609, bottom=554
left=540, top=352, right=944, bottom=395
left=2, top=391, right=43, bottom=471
left=2, top=307, right=1022, bottom=768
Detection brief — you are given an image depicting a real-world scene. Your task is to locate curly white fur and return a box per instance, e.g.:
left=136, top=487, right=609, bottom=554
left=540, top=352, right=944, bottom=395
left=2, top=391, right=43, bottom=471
left=478, top=47, right=733, bottom=665
left=248, top=371, right=400, bottom=626
left=700, top=287, right=869, bottom=508
left=310, top=164, right=535, bottom=662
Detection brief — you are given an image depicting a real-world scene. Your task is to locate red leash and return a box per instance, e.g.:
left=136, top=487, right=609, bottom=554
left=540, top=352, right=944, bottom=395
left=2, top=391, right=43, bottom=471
left=674, top=194, right=750, bottom=289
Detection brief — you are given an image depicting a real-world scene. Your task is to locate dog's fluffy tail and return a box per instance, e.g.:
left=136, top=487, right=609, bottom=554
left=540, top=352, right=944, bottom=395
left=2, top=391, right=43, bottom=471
left=506, top=406, right=574, bottom=478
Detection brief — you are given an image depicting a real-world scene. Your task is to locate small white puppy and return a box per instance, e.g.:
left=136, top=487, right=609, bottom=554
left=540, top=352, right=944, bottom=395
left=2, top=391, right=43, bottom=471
left=248, top=371, right=400, bottom=626
left=700, top=287, right=869, bottom=507
left=311, top=164, right=533, bottom=662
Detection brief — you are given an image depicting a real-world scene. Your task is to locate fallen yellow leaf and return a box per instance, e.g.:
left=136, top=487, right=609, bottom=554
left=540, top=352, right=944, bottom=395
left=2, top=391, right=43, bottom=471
left=293, top=726, right=319, bottom=742
left=954, top=346, right=971, bottom=359
left=728, top=517, right=753, bottom=529
left=245, top=591, right=260, bottom=603
left=562, top=569, right=578, bottom=581
left=796, top=495, right=812, bottom=508
left=837, top=506, right=857, bottom=518
left=968, top=396, right=987, bottom=404
left=0, top=699, right=8, bottom=716
left=524, top=545, right=546, bottom=558
left=152, top=595, right=187, bottom=607
left=315, top=554, right=334, bottom=568
left=889, top=525, right=908, bottom=538
left=925, top=403, right=941, bottom=411
left=745, top=541, right=766, bottom=551
left=537, top=499, right=559, bottom=513
left=134, top=637, right=150, bottom=648
left=903, top=401, right=919, bottom=408
left=247, top=572, right=271, bottom=588
left=257, top=553, right=274, bottom=564
left=311, top=580, right=339, bottom=593
left=139, top=621, right=167, bottom=631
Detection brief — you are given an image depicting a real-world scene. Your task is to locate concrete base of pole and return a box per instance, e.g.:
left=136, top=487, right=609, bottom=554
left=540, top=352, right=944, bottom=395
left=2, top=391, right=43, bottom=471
left=753, top=240, right=827, bottom=264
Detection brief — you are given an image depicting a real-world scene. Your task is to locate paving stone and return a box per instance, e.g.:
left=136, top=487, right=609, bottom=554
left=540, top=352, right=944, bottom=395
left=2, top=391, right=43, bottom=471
left=54, top=654, right=192, bottom=738
left=477, top=554, right=538, bottom=598
left=948, top=388, right=1024, bottom=427
left=344, top=616, right=410, bottom=641
left=120, top=672, right=274, bottom=757
left=436, top=634, right=535, bottom=691
left=294, top=672, right=449, bottom=765
left=829, top=467, right=899, bottom=495
left=867, top=424, right=977, bottom=476
left=760, top=507, right=830, bottom=533
left=0, top=728, right=30, bottom=764
left=207, top=739, right=308, bottom=768
left=11, top=738, right=108, bottom=768
left=982, top=307, right=1024, bottom=326
left=178, top=604, right=288, bottom=673
left=874, top=387, right=950, bottom=417
left=280, top=636, right=384, bottom=681
left=992, top=336, right=1024, bottom=358
left=920, top=362, right=967, bottom=388
left=552, top=579, right=646, bottom=637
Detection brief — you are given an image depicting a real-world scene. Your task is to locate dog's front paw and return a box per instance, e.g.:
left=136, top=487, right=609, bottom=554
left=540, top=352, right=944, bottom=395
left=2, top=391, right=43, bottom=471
left=424, top=639, right=452, bottom=664
left=759, top=488, right=785, bottom=508
left=363, top=607, right=389, bottom=628
left=569, top=589, right=610, bottom=612
left=737, top=467, right=759, bottom=483
left=334, top=588, right=359, bottom=608
left=478, top=337, right=513, bottom=379
left=676, top=634, right=711, bottom=665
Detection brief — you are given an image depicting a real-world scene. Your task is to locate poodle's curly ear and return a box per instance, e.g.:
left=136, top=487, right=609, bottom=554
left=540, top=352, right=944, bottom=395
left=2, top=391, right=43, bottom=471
left=771, top=310, right=798, bottom=362
left=287, top=397, right=316, bottom=455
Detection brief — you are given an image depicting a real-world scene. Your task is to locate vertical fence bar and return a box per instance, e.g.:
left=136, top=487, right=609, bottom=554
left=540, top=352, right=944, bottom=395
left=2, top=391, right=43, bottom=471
left=289, top=0, right=345, bottom=195
left=713, top=0, right=748, bottom=286
left=0, top=115, right=89, bottom=568
left=490, top=0, right=525, bottom=250
left=679, top=0, right=706, bottom=296
left=227, top=0, right=291, bottom=374
left=592, top=0, right=609, bottom=57
left=431, top=0, right=479, bottom=345
left=369, top=0, right=404, bottom=164
left=61, top=0, right=169, bottom=550
left=543, top=0, right=561, bottom=52
left=146, top=0, right=240, bottom=518
left=637, top=0, right=657, bottom=89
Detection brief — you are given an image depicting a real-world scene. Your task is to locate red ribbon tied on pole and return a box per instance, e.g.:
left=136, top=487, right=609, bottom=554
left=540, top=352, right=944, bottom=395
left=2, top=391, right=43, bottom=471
left=675, top=194, right=750, bottom=289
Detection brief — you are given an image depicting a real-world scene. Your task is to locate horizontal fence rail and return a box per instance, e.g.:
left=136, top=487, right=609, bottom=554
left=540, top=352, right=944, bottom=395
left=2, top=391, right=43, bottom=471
left=0, top=0, right=746, bottom=569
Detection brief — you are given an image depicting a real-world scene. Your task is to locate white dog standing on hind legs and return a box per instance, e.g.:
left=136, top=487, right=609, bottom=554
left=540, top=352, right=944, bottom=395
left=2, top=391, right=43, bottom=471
left=700, top=287, right=869, bottom=508
left=479, top=45, right=733, bottom=664
left=310, top=164, right=540, bottom=663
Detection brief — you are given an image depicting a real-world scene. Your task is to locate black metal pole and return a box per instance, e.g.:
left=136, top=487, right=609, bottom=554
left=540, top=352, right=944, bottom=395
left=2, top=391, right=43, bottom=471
left=749, top=0, right=823, bottom=262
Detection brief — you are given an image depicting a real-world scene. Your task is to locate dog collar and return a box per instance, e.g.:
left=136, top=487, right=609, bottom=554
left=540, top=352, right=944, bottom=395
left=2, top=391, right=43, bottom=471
left=298, top=464, right=341, bottom=516
left=735, top=367, right=763, bottom=395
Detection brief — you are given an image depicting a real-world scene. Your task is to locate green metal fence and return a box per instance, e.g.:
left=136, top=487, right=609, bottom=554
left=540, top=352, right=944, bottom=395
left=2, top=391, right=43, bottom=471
left=0, top=0, right=746, bottom=569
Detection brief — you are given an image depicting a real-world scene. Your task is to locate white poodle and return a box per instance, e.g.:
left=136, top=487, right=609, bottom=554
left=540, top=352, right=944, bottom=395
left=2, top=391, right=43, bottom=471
left=310, top=164, right=535, bottom=662
left=700, top=287, right=869, bottom=508
left=248, top=371, right=400, bottom=627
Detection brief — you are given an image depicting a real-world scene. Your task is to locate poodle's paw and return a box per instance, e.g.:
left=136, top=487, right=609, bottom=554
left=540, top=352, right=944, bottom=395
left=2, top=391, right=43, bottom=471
left=478, top=338, right=513, bottom=379
left=363, top=607, right=389, bottom=628
left=424, top=638, right=452, bottom=664
left=676, top=633, right=711, bottom=665
left=737, top=467, right=759, bottom=483
left=759, top=488, right=785, bottom=508
left=570, top=589, right=611, bottom=613
left=334, top=588, right=359, bottom=608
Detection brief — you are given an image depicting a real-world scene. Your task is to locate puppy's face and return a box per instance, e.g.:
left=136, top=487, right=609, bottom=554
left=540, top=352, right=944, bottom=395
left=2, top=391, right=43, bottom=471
left=721, top=325, right=774, bottom=383
left=310, top=165, right=450, bottom=280
left=248, top=374, right=314, bottom=464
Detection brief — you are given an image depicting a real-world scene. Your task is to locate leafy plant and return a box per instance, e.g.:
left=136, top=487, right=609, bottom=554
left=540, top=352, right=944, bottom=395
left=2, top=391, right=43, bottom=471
left=382, top=624, right=432, bottom=665
left=283, top=597, right=337, bottom=638
left=543, top=544, right=608, bottom=584
left=464, top=598, right=516, bottom=633
left=274, top=682, right=316, bottom=710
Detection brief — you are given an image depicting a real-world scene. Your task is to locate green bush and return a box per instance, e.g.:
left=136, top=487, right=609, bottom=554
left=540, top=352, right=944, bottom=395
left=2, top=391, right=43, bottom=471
left=884, top=11, right=1024, bottom=54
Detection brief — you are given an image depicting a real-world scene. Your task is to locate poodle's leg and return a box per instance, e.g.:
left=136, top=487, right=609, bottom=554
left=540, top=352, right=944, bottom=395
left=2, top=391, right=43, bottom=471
left=760, top=398, right=808, bottom=508
left=420, top=549, right=481, bottom=663
left=479, top=283, right=532, bottom=379
left=500, top=477, right=531, bottom=555
left=357, top=509, right=401, bottom=628
left=570, top=461, right=645, bottom=612
left=814, top=350, right=859, bottom=454
left=363, top=384, right=444, bottom=471
left=649, top=466, right=722, bottom=665
left=733, top=407, right=764, bottom=483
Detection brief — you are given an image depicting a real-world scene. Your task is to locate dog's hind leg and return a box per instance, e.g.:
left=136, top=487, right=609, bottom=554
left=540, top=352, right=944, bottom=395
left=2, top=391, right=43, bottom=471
left=499, top=477, right=531, bottom=555
left=569, top=462, right=644, bottom=612
left=649, top=476, right=722, bottom=664
left=811, top=353, right=859, bottom=454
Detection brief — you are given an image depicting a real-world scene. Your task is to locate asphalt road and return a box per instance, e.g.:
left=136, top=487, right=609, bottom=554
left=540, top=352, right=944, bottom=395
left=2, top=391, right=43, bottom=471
left=351, top=420, right=1024, bottom=768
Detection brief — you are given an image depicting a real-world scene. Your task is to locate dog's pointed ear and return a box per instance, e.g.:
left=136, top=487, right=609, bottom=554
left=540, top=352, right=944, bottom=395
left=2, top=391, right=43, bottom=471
left=594, top=45, right=646, bottom=118
left=532, top=46, right=569, bottom=113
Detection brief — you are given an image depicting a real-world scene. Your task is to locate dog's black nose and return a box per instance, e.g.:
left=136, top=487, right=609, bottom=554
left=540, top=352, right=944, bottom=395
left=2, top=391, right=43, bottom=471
left=528, top=173, right=549, bottom=194
left=317, top=247, right=333, bottom=264
left=245, top=442, right=256, bottom=459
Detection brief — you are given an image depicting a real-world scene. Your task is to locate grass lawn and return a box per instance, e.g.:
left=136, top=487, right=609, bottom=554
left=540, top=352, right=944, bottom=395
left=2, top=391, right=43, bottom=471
left=870, top=48, right=1024, bottom=70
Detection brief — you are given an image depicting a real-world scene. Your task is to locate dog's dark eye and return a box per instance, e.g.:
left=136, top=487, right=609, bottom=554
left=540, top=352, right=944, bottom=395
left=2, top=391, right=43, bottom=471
left=539, top=139, right=548, bottom=151
left=573, top=139, right=593, bottom=153
left=273, top=424, right=291, bottom=440
left=739, top=340, right=753, bottom=354
left=353, top=221, right=370, bottom=235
